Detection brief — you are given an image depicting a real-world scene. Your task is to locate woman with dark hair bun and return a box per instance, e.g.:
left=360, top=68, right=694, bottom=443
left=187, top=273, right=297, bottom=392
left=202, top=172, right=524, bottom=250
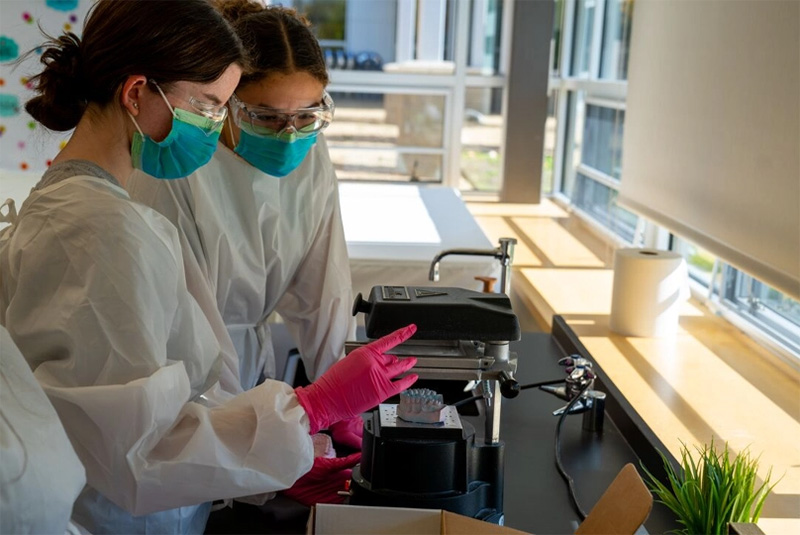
left=128, top=0, right=361, bottom=506
left=0, top=1, right=418, bottom=533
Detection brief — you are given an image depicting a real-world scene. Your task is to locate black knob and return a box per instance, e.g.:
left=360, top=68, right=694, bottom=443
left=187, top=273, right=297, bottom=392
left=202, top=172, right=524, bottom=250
left=498, top=372, right=520, bottom=398
left=352, top=293, right=372, bottom=316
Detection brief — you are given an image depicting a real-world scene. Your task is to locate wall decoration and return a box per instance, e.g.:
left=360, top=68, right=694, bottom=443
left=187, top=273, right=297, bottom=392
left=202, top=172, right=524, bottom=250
left=0, top=0, right=94, bottom=173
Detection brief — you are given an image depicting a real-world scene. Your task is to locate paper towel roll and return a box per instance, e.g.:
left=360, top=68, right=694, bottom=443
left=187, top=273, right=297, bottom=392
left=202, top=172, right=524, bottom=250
left=609, top=248, right=689, bottom=337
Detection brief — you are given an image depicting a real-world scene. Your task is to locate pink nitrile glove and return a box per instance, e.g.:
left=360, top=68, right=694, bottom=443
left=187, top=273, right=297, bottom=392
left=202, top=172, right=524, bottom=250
left=329, top=415, right=363, bottom=451
left=295, top=324, right=419, bottom=434
left=282, top=453, right=361, bottom=506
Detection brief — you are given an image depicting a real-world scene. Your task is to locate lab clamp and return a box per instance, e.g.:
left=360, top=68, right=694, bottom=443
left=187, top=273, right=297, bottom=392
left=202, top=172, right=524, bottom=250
left=345, top=285, right=521, bottom=523
left=541, top=356, right=606, bottom=433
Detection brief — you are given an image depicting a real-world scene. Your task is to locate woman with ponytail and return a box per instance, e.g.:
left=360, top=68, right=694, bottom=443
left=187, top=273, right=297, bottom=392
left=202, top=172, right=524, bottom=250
left=0, top=1, right=417, bottom=533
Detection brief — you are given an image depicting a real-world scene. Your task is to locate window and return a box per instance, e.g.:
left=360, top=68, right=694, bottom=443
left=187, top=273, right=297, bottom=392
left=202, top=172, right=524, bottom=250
left=550, top=0, right=636, bottom=241
left=467, top=0, right=505, bottom=75
left=599, top=0, right=633, bottom=80
left=559, top=90, right=636, bottom=241
left=722, top=268, right=800, bottom=356
left=581, top=104, right=623, bottom=179
left=325, top=90, right=446, bottom=182
left=293, top=0, right=347, bottom=42
left=548, top=0, right=799, bottom=362
left=571, top=0, right=597, bottom=77
left=571, top=172, right=637, bottom=242
left=307, top=0, right=509, bottom=190
left=671, top=237, right=800, bottom=358
left=542, top=93, right=558, bottom=194
left=551, top=0, right=565, bottom=76
left=461, top=87, right=504, bottom=191
left=673, top=238, right=716, bottom=288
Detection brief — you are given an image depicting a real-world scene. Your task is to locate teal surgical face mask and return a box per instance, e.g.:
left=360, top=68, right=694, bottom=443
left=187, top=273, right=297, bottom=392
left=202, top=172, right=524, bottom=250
left=226, top=92, right=333, bottom=177
left=233, top=127, right=317, bottom=177
left=128, top=84, right=224, bottom=179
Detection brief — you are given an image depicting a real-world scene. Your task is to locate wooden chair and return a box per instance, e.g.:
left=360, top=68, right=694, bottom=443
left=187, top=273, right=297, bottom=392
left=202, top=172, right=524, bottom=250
left=574, top=463, right=654, bottom=535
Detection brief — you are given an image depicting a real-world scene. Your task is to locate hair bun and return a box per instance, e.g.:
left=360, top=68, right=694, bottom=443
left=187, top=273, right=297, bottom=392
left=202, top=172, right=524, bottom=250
left=25, top=32, right=87, bottom=131
left=215, top=0, right=264, bottom=24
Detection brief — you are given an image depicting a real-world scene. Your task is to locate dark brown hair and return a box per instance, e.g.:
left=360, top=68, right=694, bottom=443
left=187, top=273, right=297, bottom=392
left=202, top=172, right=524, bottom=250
left=26, top=0, right=246, bottom=132
left=214, top=0, right=329, bottom=88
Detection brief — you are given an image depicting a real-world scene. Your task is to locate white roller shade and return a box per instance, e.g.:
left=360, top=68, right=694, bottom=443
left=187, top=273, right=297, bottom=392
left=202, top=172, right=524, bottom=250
left=620, top=0, right=800, bottom=299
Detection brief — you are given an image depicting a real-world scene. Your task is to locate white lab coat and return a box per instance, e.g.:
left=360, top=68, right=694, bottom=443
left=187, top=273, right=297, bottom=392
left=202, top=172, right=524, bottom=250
left=127, top=135, right=355, bottom=390
left=0, top=175, right=314, bottom=534
left=0, top=325, right=87, bottom=535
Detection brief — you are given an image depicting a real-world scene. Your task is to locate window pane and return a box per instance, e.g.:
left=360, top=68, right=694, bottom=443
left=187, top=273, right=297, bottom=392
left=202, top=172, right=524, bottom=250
left=294, top=0, right=347, bottom=41
left=582, top=104, right=624, bottom=179
left=542, top=93, right=558, bottom=194
left=468, top=0, right=505, bottom=75
left=571, top=0, right=595, bottom=76
left=674, top=239, right=716, bottom=288
left=284, top=0, right=453, bottom=70
left=560, top=91, right=580, bottom=197
left=571, top=172, right=638, bottom=242
left=723, top=267, right=800, bottom=353
left=599, top=0, right=634, bottom=80
left=461, top=87, right=504, bottom=192
left=551, top=0, right=564, bottom=75
left=326, top=91, right=445, bottom=182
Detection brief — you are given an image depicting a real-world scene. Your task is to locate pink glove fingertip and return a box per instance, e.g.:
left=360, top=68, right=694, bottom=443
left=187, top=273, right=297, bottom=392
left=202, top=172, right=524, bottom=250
left=340, top=452, right=362, bottom=467
left=318, top=452, right=361, bottom=472
left=371, top=323, right=417, bottom=353
left=385, top=356, right=417, bottom=376
left=393, top=373, right=419, bottom=394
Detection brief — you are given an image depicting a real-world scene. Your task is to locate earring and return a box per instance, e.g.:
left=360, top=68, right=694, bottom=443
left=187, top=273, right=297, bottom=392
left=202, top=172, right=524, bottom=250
left=132, top=102, right=139, bottom=109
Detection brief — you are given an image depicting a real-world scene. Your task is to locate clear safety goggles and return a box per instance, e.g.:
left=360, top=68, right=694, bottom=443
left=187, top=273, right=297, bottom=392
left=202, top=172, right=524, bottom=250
left=151, top=80, right=228, bottom=132
left=228, top=92, right=334, bottom=139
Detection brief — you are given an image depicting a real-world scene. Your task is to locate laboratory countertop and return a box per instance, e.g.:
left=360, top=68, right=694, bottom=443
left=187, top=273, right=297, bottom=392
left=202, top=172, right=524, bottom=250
left=206, top=326, right=677, bottom=535
left=496, top=326, right=676, bottom=534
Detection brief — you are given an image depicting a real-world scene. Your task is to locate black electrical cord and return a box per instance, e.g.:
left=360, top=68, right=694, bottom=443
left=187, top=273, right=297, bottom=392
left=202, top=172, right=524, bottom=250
left=450, top=375, right=592, bottom=521
left=451, top=394, right=484, bottom=408
left=554, top=380, right=593, bottom=521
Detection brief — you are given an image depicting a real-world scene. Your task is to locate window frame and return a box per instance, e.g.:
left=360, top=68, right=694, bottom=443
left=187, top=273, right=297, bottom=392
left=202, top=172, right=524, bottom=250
left=324, top=0, right=511, bottom=191
left=547, top=0, right=800, bottom=367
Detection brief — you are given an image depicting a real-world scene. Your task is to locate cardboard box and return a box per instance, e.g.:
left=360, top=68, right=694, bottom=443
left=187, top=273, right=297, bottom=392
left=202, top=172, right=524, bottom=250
left=308, top=504, right=531, bottom=535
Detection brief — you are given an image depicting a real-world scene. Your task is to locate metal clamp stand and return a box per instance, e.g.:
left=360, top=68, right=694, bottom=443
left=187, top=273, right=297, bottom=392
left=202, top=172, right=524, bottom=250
left=540, top=356, right=606, bottom=433
left=427, top=237, right=518, bottom=441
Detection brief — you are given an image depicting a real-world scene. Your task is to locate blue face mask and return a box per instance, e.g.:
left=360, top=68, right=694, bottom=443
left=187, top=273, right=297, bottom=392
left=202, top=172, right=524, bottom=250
left=233, top=129, right=317, bottom=177
left=129, top=88, right=223, bottom=180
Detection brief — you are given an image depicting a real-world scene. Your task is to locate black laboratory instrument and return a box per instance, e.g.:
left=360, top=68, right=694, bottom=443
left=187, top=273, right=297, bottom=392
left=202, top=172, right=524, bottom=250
left=344, top=285, right=521, bottom=523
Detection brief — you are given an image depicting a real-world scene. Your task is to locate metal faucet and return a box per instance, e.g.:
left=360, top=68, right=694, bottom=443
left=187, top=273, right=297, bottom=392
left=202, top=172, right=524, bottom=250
left=540, top=356, right=606, bottom=433
left=428, top=237, right=517, bottom=295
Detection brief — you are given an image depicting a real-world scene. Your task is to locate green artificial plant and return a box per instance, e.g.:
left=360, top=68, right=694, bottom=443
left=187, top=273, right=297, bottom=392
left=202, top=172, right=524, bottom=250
left=641, top=439, right=779, bottom=535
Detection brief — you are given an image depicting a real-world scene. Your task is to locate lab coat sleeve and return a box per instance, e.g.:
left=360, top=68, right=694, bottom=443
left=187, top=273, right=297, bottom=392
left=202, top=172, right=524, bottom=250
left=0, top=326, right=86, bottom=535
left=44, top=373, right=312, bottom=515
left=276, top=141, right=356, bottom=381
left=1, top=190, right=313, bottom=516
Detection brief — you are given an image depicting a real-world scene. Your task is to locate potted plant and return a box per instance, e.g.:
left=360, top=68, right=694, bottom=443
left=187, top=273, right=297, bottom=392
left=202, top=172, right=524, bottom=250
left=641, top=439, right=779, bottom=535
